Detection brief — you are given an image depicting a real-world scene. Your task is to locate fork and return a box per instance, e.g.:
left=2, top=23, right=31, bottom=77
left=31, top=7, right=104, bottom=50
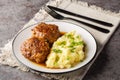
left=47, top=5, right=113, bottom=27
left=44, top=6, right=110, bottom=33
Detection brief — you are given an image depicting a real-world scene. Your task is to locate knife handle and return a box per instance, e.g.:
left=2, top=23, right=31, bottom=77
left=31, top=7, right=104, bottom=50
left=48, top=5, right=113, bottom=27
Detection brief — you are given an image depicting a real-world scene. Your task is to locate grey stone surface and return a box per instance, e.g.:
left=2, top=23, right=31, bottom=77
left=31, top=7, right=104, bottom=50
left=0, top=0, right=48, bottom=47
left=0, top=0, right=120, bottom=80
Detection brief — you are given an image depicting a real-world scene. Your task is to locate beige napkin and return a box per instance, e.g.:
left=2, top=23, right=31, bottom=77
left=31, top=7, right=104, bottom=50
left=0, top=0, right=120, bottom=80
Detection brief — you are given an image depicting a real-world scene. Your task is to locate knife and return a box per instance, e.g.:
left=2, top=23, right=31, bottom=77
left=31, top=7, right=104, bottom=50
left=47, top=5, right=113, bottom=27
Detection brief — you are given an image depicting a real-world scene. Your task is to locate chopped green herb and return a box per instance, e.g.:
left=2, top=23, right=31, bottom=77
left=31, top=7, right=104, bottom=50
left=52, top=49, right=62, bottom=53
left=67, top=57, right=70, bottom=60
left=70, top=48, right=76, bottom=53
left=76, top=35, right=80, bottom=39
left=68, top=41, right=76, bottom=48
left=68, top=45, right=73, bottom=48
left=57, top=41, right=66, bottom=46
left=54, top=61, right=57, bottom=66
left=69, top=41, right=84, bottom=47
left=77, top=41, right=84, bottom=45
left=66, top=34, right=73, bottom=39
left=70, top=49, right=75, bottom=53
left=69, top=37, right=74, bottom=43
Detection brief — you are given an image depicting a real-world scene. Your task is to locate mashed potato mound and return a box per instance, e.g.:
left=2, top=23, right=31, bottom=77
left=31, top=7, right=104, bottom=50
left=46, top=31, right=85, bottom=69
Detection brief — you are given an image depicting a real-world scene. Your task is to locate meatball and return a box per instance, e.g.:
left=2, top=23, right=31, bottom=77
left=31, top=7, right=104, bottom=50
left=31, top=22, right=61, bottom=44
left=20, top=37, right=50, bottom=63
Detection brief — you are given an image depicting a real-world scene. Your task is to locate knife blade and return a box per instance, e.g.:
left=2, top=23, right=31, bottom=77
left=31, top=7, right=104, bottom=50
left=47, top=5, right=113, bottom=27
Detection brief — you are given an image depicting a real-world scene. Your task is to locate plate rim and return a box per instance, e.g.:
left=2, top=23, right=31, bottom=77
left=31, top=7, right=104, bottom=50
left=12, top=21, right=97, bottom=73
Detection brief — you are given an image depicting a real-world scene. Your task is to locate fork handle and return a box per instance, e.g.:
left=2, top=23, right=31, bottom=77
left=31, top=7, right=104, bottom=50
left=65, top=17, right=109, bottom=33
left=48, top=5, right=113, bottom=27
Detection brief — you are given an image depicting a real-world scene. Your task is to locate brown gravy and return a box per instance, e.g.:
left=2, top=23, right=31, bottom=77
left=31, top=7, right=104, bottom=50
left=29, top=59, right=46, bottom=68
left=27, top=32, right=86, bottom=69
left=29, top=32, right=66, bottom=68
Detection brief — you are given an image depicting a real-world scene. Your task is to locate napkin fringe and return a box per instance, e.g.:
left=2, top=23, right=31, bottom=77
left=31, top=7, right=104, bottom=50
left=33, top=0, right=120, bottom=25
left=0, top=0, right=120, bottom=80
left=45, top=0, right=120, bottom=18
left=71, top=0, right=120, bottom=17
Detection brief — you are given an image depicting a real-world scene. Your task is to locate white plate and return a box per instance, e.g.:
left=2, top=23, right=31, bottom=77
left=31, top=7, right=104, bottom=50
left=12, top=21, right=97, bottom=73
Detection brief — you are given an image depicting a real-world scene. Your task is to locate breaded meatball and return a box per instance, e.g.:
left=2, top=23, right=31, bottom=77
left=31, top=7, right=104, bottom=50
left=20, top=37, right=50, bottom=63
left=31, top=22, right=61, bottom=44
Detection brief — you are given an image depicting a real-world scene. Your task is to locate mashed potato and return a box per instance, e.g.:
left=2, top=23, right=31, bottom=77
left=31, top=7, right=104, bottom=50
left=46, top=31, right=85, bottom=69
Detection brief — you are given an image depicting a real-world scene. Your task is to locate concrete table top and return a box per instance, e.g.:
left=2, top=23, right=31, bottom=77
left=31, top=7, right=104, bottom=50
left=0, top=0, right=120, bottom=80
